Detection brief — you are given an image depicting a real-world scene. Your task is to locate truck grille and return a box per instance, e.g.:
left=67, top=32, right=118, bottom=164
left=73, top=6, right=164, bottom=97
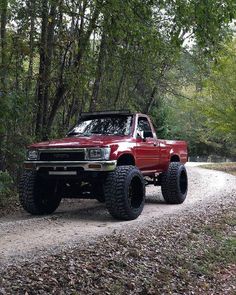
left=39, top=151, right=85, bottom=161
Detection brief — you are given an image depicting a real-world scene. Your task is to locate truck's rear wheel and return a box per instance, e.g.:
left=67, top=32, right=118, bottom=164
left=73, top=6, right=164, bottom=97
left=161, top=162, right=188, bottom=204
left=19, top=171, right=61, bottom=215
left=104, top=166, right=145, bottom=220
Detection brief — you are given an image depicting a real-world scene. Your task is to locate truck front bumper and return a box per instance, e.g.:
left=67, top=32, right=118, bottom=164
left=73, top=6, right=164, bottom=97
left=24, top=160, right=117, bottom=172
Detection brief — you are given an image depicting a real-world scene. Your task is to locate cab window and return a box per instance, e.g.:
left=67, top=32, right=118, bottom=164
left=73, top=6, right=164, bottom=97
left=137, top=117, right=153, bottom=138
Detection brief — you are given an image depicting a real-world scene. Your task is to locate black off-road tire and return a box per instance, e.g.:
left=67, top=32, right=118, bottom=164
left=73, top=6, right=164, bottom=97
left=104, top=165, right=145, bottom=220
left=161, top=162, right=188, bottom=204
left=19, top=170, right=62, bottom=215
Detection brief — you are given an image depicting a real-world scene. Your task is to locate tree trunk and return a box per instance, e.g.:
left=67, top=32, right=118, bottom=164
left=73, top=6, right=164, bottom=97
left=114, top=68, right=126, bottom=107
left=35, top=0, right=58, bottom=140
left=0, top=0, right=8, bottom=171
left=75, top=1, right=101, bottom=68
left=41, top=1, right=57, bottom=139
left=46, top=84, right=66, bottom=135
left=46, top=40, right=71, bottom=136
left=89, top=28, right=106, bottom=111
left=46, top=1, right=102, bottom=136
left=0, top=0, right=7, bottom=93
left=35, top=0, right=49, bottom=139
left=26, top=0, right=36, bottom=95
left=145, top=86, right=157, bottom=113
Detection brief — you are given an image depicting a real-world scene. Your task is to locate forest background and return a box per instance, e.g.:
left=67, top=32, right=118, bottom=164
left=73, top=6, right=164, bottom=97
left=0, top=0, right=236, bottom=200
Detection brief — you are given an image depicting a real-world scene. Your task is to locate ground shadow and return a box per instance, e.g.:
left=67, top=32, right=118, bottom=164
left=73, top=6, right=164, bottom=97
left=54, top=205, right=114, bottom=222
left=2, top=195, right=168, bottom=224
left=145, top=197, right=165, bottom=204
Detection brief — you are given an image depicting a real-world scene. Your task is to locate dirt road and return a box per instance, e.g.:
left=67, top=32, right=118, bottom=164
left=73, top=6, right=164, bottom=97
left=0, top=166, right=235, bottom=267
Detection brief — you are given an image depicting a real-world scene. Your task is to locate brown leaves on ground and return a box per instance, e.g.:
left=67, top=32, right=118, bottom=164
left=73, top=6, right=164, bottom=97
left=0, top=204, right=235, bottom=295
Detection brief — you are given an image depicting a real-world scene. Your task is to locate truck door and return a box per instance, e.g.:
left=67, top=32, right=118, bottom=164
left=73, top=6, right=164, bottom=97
left=134, top=116, right=160, bottom=172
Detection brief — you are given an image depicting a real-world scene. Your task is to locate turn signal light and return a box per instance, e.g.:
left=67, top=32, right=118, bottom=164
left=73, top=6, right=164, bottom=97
left=88, top=164, right=102, bottom=169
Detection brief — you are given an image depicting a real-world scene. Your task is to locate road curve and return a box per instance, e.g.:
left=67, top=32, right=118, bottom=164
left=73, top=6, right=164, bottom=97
left=0, top=166, right=235, bottom=267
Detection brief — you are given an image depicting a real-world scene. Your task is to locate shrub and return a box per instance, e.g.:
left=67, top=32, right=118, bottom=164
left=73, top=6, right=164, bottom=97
left=0, top=171, right=14, bottom=206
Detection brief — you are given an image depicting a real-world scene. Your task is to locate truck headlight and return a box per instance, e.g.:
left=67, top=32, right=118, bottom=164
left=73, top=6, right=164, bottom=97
left=86, top=147, right=111, bottom=160
left=27, top=150, right=39, bottom=160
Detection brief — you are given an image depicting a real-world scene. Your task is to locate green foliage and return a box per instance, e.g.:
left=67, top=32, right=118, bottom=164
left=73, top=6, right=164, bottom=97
left=164, top=41, right=236, bottom=157
left=202, top=41, right=236, bottom=141
left=190, top=0, right=236, bottom=53
left=0, top=171, right=14, bottom=206
left=0, top=0, right=235, bottom=191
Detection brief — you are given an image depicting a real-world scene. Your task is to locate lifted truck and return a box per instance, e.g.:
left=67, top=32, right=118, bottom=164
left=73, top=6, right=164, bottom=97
left=19, top=111, right=188, bottom=220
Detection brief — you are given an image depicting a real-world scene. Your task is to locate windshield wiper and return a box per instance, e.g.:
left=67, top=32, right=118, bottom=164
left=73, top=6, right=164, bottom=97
left=67, top=132, right=77, bottom=137
left=67, top=132, right=86, bottom=137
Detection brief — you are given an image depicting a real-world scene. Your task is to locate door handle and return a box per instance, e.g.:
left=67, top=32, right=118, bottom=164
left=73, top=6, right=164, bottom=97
left=153, top=143, right=157, bottom=146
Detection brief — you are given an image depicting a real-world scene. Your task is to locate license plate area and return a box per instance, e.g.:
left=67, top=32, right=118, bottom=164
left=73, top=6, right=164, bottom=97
left=48, top=171, right=77, bottom=176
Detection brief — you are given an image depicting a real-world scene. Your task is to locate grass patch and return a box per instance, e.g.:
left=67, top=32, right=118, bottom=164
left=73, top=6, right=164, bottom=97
left=192, top=236, right=236, bottom=274
left=0, top=171, right=19, bottom=216
left=200, top=162, right=236, bottom=175
left=151, top=210, right=236, bottom=293
left=0, top=194, right=19, bottom=217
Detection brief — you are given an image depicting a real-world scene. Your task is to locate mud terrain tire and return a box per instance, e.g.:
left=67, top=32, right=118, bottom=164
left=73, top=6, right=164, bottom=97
left=104, top=165, right=145, bottom=220
left=161, top=162, right=188, bottom=204
left=19, top=170, right=61, bottom=215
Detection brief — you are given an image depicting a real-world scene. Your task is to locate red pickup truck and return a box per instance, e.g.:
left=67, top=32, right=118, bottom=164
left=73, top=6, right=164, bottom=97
left=20, top=111, right=188, bottom=220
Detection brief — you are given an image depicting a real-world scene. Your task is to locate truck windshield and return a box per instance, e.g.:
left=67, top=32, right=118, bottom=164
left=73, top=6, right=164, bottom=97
left=67, top=115, right=133, bottom=136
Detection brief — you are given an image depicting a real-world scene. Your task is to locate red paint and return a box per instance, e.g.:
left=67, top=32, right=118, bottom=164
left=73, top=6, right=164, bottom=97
left=29, top=113, right=188, bottom=174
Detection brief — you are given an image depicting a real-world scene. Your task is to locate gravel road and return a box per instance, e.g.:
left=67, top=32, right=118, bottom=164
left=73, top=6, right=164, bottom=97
left=0, top=165, right=235, bottom=268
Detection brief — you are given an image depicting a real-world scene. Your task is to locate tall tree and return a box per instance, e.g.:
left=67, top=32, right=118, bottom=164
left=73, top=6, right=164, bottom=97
left=0, top=0, right=8, bottom=170
left=35, top=0, right=58, bottom=139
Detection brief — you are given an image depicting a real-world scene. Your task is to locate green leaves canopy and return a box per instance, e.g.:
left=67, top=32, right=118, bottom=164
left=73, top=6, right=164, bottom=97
left=202, top=40, right=236, bottom=141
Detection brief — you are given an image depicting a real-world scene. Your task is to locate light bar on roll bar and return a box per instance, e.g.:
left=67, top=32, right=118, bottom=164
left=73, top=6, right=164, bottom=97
left=79, top=110, right=131, bottom=119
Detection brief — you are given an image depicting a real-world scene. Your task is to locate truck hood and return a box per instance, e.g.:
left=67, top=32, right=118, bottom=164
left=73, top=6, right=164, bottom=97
left=29, top=135, right=130, bottom=149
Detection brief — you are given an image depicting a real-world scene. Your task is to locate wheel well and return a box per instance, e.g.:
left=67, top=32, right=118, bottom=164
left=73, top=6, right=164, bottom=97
left=117, top=154, right=135, bottom=166
left=170, top=155, right=180, bottom=162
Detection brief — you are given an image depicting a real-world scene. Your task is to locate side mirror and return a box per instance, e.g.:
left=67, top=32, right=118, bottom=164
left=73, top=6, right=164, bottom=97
left=137, top=130, right=145, bottom=141
left=143, top=131, right=153, bottom=138
left=137, top=131, right=146, bottom=142
left=137, top=130, right=153, bottom=141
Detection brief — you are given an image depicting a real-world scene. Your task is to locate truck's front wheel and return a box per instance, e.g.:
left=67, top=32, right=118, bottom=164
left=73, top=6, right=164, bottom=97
left=104, top=166, right=145, bottom=220
left=19, top=171, right=61, bottom=215
left=161, top=162, right=188, bottom=204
